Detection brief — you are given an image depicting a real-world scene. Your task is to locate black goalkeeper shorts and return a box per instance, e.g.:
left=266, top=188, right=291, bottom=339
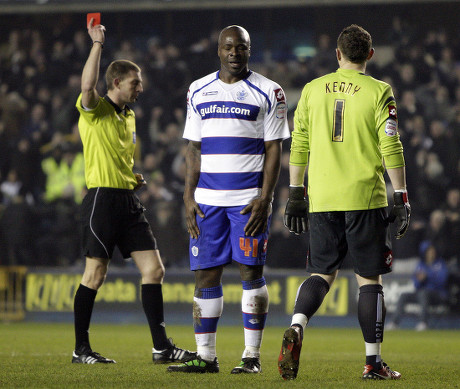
left=307, top=208, right=393, bottom=277
left=81, top=187, right=157, bottom=259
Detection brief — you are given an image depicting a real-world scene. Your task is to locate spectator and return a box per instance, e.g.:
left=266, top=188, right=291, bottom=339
left=0, top=120, right=10, bottom=179
left=270, top=61, right=295, bottom=89
left=41, top=143, right=85, bottom=204
left=424, top=209, right=452, bottom=259
left=387, top=241, right=449, bottom=331
left=441, top=187, right=460, bottom=260
left=0, top=169, right=22, bottom=206
left=0, top=90, right=28, bottom=144
left=398, top=90, right=423, bottom=121
left=291, top=60, right=314, bottom=88
left=22, top=102, right=50, bottom=145
left=310, top=33, right=336, bottom=76
left=0, top=188, right=36, bottom=265
left=397, top=63, right=417, bottom=93
left=10, top=137, right=43, bottom=201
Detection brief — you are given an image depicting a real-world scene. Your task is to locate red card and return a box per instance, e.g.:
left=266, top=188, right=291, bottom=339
left=87, top=13, right=101, bottom=27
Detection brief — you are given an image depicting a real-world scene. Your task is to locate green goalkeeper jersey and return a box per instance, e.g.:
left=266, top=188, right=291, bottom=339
left=290, top=68, right=405, bottom=212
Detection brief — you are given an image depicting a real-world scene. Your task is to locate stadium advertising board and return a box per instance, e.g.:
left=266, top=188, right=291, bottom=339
left=18, top=269, right=422, bottom=324
left=23, top=269, right=356, bottom=321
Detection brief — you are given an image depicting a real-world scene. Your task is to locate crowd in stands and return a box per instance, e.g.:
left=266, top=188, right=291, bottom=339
left=0, top=13, right=459, bottom=299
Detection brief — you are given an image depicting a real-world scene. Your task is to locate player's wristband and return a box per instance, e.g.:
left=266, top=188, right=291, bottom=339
left=92, top=41, right=104, bottom=49
left=394, top=189, right=409, bottom=204
left=288, top=185, right=306, bottom=199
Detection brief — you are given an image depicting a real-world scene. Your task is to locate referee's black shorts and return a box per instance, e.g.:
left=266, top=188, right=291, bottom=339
left=81, top=187, right=157, bottom=259
left=307, top=208, right=393, bottom=277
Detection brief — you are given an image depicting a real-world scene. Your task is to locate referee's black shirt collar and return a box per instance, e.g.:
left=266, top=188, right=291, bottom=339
left=104, top=95, right=131, bottom=115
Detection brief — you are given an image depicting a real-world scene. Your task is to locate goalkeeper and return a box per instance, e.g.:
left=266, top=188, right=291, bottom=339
left=278, top=24, right=410, bottom=381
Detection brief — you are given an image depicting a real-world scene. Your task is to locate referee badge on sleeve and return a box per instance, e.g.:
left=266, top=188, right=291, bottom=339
left=132, top=131, right=136, bottom=144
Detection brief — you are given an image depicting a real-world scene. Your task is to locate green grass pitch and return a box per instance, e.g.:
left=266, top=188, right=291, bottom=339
left=0, top=323, right=459, bottom=388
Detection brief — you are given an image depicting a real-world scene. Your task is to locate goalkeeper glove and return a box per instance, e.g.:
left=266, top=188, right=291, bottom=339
left=389, top=190, right=411, bottom=239
left=284, top=186, right=308, bottom=235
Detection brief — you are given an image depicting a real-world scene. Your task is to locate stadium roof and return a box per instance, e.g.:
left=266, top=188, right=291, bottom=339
left=0, top=0, right=456, bottom=14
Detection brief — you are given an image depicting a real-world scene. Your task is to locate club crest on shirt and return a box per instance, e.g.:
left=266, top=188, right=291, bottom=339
left=192, top=246, right=199, bottom=256
left=236, top=89, right=248, bottom=101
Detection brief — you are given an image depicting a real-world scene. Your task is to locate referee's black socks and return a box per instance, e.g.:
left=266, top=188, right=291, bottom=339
left=74, top=284, right=97, bottom=351
left=142, top=283, right=170, bottom=350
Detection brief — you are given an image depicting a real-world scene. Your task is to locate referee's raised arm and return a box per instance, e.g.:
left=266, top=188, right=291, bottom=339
left=81, top=17, right=105, bottom=109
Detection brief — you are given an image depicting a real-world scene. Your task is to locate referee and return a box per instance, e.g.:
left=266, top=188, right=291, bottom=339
left=71, top=17, right=194, bottom=364
left=278, top=25, right=410, bottom=380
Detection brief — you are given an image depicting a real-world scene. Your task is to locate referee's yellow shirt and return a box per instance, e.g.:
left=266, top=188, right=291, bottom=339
left=291, top=68, right=405, bottom=212
left=76, top=94, right=137, bottom=190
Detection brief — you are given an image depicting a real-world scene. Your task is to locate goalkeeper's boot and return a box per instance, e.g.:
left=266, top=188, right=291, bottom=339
left=362, top=362, right=401, bottom=380
left=278, top=326, right=303, bottom=380
left=72, top=344, right=116, bottom=364
left=167, top=355, right=219, bottom=373
left=230, top=357, right=261, bottom=374
left=152, top=338, right=196, bottom=364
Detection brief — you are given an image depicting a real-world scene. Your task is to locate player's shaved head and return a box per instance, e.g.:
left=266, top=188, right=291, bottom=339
left=218, top=25, right=251, bottom=47
left=217, top=25, right=251, bottom=82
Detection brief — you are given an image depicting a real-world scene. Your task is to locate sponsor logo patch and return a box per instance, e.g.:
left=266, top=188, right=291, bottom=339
left=385, top=118, right=397, bottom=136
left=203, top=90, right=218, bottom=96
left=192, top=246, right=199, bottom=257
left=276, top=102, right=286, bottom=119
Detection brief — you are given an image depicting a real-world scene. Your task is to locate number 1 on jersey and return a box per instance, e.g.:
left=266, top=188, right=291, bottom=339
left=332, top=99, right=345, bottom=142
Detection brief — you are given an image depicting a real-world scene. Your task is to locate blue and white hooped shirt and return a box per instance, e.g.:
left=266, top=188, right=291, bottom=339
left=184, top=70, right=290, bottom=207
